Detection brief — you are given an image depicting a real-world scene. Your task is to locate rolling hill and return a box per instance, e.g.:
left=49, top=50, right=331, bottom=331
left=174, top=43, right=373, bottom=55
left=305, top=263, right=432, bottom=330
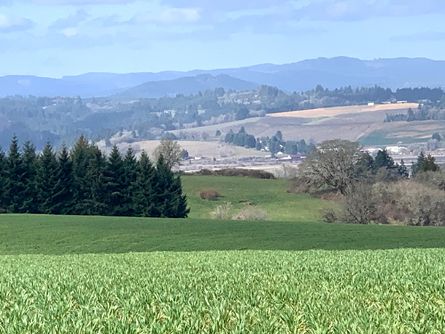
left=2, top=57, right=445, bottom=97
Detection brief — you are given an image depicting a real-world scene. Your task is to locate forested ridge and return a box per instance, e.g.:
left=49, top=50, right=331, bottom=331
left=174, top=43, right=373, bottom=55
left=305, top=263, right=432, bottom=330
left=0, top=136, right=189, bottom=218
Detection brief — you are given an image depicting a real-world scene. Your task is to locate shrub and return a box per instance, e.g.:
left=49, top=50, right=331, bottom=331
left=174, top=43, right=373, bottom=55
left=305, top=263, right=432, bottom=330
left=343, top=183, right=378, bottom=225
left=200, top=189, right=221, bottom=201
left=321, top=208, right=339, bottom=224
left=232, top=206, right=268, bottom=221
left=210, top=202, right=233, bottom=220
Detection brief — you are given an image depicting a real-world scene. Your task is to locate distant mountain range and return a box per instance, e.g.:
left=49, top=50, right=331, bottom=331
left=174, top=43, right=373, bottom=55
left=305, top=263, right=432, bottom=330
left=2, top=57, right=445, bottom=98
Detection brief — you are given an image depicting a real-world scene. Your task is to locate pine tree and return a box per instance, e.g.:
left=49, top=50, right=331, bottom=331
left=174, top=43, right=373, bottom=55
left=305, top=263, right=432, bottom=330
left=374, top=149, right=395, bottom=170
left=0, top=148, right=6, bottom=211
left=397, top=159, right=409, bottom=178
left=121, top=147, right=138, bottom=216
left=170, top=175, right=190, bottom=218
left=20, top=141, right=39, bottom=213
left=103, top=145, right=125, bottom=216
left=50, top=146, right=74, bottom=214
left=37, top=143, right=59, bottom=214
left=71, top=135, right=94, bottom=214
left=5, top=136, right=26, bottom=212
left=84, top=146, right=107, bottom=215
left=155, top=155, right=189, bottom=218
left=133, top=151, right=157, bottom=217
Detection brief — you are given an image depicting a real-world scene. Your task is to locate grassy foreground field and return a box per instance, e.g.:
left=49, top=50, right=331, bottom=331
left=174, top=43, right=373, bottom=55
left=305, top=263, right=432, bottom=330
left=2, top=175, right=445, bottom=332
left=2, top=249, right=445, bottom=332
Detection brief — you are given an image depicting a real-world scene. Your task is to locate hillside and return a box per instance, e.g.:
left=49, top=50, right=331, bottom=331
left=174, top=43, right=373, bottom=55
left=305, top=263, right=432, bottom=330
left=3, top=57, right=445, bottom=97
left=116, top=74, right=257, bottom=99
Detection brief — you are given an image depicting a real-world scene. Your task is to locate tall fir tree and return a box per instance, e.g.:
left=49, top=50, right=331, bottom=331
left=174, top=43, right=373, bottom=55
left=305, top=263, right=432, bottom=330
left=155, top=154, right=189, bottom=218
left=84, top=146, right=107, bottom=215
left=133, top=151, right=157, bottom=217
left=50, top=146, right=74, bottom=214
left=0, top=148, right=5, bottom=211
left=374, top=149, right=395, bottom=170
left=20, top=141, right=39, bottom=213
left=5, top=136, right=26, bottom=212
left=103, top=145, right=125, bottom=216
left=71, top=135, right=94, bottom=214
left=121, top=147, right=138, bottom=216
left=37, top=143, right=59, bottom=214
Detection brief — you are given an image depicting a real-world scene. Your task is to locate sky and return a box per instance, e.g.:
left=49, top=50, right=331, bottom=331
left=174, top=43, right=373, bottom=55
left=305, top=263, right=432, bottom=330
left=1, top=0, right=445, bottom=77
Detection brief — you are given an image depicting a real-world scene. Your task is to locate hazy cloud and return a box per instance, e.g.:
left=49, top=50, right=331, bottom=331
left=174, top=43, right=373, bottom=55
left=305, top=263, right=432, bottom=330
left=0, top=13, right=33, bottom=32
left=131, top=7, right=201, bottom=25
left=296, top=0, right=445, bottom=21
left=50, top=9, right=89, bottom=29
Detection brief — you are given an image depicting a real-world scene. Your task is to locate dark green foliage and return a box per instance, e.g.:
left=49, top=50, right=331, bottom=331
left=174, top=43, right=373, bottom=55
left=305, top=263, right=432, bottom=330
left=374, top=149, right=395, bottom=170
left=155, top=155, right=189, bottom=218
left=0, top=136, right=189, bottom=218
left=50, top=146, right=74, bottom=215
left=20, top=142, right=39, bottom=213
left=103, top=145, right=125, bottom=216
left=83, top=147, right=108, bottom=215
left=412, top=152, right=440, bottom=175
left=121, top=147, right=138, bottom=216
left=37, top=143, right=59, bottom=214
left=4, top=136, right=26, bottom=213
left=0, top=148, right=6, bottom=211
left=133, top=151, right=157, bottom=217
left=71, top=135, right=95, bottom=214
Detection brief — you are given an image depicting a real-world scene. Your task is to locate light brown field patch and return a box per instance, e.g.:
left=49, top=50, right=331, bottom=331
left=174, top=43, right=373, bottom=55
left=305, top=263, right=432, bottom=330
left=268, top=103, right=419, bottom=119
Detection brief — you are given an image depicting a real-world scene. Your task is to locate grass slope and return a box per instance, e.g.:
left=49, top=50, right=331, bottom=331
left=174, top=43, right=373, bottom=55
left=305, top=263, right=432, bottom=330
left=182, top=175, right=332, bottom=222
left=2, top=249, right=445, bottom=332
left=1, top=214, right=445, bottom=255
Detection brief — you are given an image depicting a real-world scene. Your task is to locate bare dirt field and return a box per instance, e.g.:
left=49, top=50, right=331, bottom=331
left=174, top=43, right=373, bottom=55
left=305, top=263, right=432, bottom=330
left=115, top=140, right=267, bottom=159
left=268, top=103, right=419, bottom=118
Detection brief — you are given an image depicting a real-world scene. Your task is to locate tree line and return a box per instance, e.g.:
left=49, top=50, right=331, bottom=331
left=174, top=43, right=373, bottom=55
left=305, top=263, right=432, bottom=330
left=0, top=136, right=189, bottom=218
left=224, top=127, right=314, bottom=156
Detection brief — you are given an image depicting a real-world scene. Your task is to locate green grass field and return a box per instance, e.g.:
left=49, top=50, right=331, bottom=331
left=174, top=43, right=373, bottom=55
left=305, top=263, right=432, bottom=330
left=2, top=250, right=445, bottom=332
left=182, top=175, right=332, bottom=222
left=2, top=175, right=445, bottom=332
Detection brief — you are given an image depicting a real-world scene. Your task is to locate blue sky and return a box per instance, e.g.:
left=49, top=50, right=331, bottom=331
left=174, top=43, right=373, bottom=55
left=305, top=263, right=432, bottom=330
left=1, top=0, right=445, bottom=77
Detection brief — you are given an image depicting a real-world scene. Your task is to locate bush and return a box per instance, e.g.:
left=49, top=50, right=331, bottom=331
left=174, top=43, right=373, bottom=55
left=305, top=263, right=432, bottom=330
left=210, top=202, right=233, bottom=220
left=343, top=183, right=378, bottom=225
left=321, top=208, right=339, bottom=224
left=232, top=206, right=268, bottom=221
left=415, top=171, right=445, bottom=191
left=199, top=189, right=221, bottom=201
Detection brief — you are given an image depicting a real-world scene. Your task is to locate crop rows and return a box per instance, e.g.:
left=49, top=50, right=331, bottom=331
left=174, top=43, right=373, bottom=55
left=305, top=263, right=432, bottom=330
left=1, top=249, right=445, bottom=333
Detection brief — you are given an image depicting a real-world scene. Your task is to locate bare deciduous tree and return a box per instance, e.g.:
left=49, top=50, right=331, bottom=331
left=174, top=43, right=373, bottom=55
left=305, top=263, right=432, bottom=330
left=154, top=139, right=183, bottom=169
left=298, top=140, right=363, bottom=195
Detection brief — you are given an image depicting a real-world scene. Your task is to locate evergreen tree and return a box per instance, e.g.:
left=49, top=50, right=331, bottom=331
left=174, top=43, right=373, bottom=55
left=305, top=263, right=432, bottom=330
left=103, top=145, right=125, bottom=216
left=374, top=149, right=395, bottom=170
left=154, top=155, right=176, bottom=217
left=84, top=146, right=107, bottom=215
left=50, top=146, right=74, bottom=214
left=37, top=143, right=59, bottom=214
left=71, top=135, right=94, bottom=214
left=20, top=141, right=39, bottom=213
left=133, top=151, right=157, bottom=217
left=155, top=155, right=189, bottom=218
left=121, top=147, right=138, bottom=216
left=0, top=148, right=6, bottom=211
left=5, top=136, right=26, bottom=212
left=411, top=152, right=439, bottom=175
left=398, top=159, right=409, bottom=178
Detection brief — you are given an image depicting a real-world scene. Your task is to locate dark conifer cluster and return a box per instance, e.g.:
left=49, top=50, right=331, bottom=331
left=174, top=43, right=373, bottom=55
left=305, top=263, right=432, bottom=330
left=0, top=136, right=189, bottom=218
